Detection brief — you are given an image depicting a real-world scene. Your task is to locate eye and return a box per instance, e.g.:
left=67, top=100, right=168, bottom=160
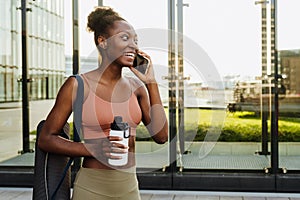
left=121, top=34, right=129, bottom=41
left=134, top=38, right=138, bottom=45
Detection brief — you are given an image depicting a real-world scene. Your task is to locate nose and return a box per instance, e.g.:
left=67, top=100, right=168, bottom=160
left=129, top=39, right=138, bottom=50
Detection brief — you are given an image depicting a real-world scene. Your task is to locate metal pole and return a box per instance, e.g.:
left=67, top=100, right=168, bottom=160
left=98, top=0, right=103, bottom=6
left=72, top=0, right=79, bottom=75
left=270, top=0, right=279, bottom=174
left=168, top=0, right=177, bottom=174
left=177, top=0, right=184, bottom=155
left=260, top=0, right=269, bottom=155
left=177, top=0, right=189, bottom=155
left=71, top=0, right=81, bottom=185
left=20, top=0, right=30, bottom=153
left=255, top=0, right=269, bottom=155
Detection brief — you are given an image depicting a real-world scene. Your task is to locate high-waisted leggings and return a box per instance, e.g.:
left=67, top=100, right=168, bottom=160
left=72, top=167, right=141, bottom=200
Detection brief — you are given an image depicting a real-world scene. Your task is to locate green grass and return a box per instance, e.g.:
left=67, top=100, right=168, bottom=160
left=136, top=109, right=300, bottom=142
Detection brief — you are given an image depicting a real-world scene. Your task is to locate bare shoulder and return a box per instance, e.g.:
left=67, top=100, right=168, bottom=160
left=60, top=76, right=78, bottom=91
left=42, top=76, right=78, bottom=130
left=55, top=76, right=79, bottom=104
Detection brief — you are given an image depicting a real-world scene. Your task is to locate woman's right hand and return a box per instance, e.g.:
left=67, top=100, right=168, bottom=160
left=84, top=136, right=128, bottom=163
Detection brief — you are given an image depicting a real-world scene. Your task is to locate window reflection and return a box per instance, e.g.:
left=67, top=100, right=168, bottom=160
left=0, top=0, right=65, bottom=163
left=0, top=0, right=299, bottom=181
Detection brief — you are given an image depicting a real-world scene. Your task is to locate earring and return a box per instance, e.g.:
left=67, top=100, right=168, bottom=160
left=100, top=41, right=107, bottom=49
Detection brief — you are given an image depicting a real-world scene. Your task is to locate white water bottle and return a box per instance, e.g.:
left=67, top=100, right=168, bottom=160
left=108, top=116, right=130, bottom=166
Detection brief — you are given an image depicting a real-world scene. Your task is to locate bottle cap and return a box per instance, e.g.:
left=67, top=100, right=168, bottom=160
left=111, top=116, right=129, bottom=130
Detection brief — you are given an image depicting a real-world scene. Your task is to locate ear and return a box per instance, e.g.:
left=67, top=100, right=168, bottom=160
left=97, top=36, right=107, bottom=49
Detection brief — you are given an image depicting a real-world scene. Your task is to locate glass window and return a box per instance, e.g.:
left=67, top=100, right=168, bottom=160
left=42, top=11, right=46, bottom=39
left=44, top=41, right=48, bottom=69
left=28, top=36, right=32, bottom=68
left=13, top=67, right=19, bottom=101
left=1, top=1, right=11, bottom=30
left=278, top=0, right=300, bottom=171
left=178, top=0, right=263, bottom=171
left=32, top=38, right=37, bottom=68
left=36, top=7, right=40, bottom=36
left=1, top=0, right=300, bottom=192
left=48, top=41, right=52, bottom=70
left=0, top=1, right=6, bottom=28
left=31, top=38, right=35, bottom=69
left=54, top=44, right=58, bottom=70
left=102, top=0, right=169, bottom=171
left=5, top=70, right=12, bottom=103
left=0, top=68, right=5, bottom=101
left=51, top=0, right=55, bottom=14
left=46, top=0, right=51, bottom=12
left=0, top=28, right=7, bottom=61
left=39, top=40, right=43, bottom=69
left=27, top=6, right=32, bottom=36
left=60, top=17, right=64, bottom=44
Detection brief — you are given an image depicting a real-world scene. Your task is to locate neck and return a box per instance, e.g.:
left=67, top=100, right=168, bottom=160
left=97, top=60, right=122, bottom=83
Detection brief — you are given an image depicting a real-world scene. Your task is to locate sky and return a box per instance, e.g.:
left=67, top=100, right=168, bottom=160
left=64, top=0, right=300, bottom=80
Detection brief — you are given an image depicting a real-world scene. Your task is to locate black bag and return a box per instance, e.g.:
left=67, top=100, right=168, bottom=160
left=33, top=121, right=71, bottom=200
left=33, top=75, right=84, bottom=200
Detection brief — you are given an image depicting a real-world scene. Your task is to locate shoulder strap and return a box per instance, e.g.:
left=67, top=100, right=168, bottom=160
left=72, top=74, right=84, bottom=142
left=51, top=74, right=84, bottom=200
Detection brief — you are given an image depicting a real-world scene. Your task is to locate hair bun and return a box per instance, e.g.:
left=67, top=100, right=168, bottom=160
left=87, top=6, right=123, bottom=33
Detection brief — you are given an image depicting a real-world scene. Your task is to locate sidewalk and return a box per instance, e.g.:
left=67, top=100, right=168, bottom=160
left=1, top=187, right=300, bottom=200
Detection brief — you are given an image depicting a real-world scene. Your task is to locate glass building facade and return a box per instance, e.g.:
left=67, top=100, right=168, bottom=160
left=0, top=0, right=65, bottom=102
left=0, top=0, right=300, bottom=193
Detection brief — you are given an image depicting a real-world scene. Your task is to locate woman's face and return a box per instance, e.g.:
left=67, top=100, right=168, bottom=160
left=104, top=20, right=139, bottom=67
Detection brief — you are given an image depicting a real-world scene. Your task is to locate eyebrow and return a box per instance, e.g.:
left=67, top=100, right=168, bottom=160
left=117, top=30, right=137, bottom=37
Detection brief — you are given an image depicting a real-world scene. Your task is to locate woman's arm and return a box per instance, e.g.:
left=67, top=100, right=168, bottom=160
left=140, top=82, right=168, bottom=144
left=38, top=76, right=92, bottom=157
left=130, top=52, right=168, bottom=144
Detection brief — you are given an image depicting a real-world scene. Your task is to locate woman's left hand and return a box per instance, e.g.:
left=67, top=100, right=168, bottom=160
left=130, top=51, right=156, bottom=84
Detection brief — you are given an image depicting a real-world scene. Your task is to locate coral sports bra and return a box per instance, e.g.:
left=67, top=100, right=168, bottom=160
left=81, top=78, right=142, bottom=140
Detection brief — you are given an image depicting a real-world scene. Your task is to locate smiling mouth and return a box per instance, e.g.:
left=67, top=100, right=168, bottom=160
left=124, top=52, right=135, bottom=58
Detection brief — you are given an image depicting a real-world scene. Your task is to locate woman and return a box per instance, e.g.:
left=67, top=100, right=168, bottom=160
left=38, top=6, right=168, bottom=200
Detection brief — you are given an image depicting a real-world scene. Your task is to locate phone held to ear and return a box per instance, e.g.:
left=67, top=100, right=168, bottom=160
left=133, top=54, right=150, bottom=74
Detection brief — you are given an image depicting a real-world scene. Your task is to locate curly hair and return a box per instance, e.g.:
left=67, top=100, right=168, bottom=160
left=87, top=6, right=125, bottom=46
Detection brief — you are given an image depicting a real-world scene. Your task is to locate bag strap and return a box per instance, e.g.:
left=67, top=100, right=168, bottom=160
left=73, top=75, right=84, bottom=142
left=51, top=74, right=84, bottom=200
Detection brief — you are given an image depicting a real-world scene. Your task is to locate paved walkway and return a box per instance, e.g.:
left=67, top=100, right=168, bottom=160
left=1, top=188, right=300, bottom=200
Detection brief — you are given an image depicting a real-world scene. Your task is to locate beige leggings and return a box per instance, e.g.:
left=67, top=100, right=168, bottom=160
left=72, top=167, right=141, bottom=200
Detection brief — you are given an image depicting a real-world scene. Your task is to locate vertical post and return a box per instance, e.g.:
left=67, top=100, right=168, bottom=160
left=21, top=0, right=30, bottom=153
left=261, top=108, right=268, bottom=154
left=177, top=0, right=184, bottom=155
left=270, top=0, right=279, bottom=174
left=45, top=77, right=49, bottom=99
left=72, top=0, right=79, bottom=75
left=261, top=1, right=269, bottom=155
left=255, top=0, right=269, bottom=155
left=261, top=3, right=269, bottom=155
left=168, top=0, right=177, bottom=174
left=71, top=0, right=80, bottom=185
left=98, top=0, right=103, bottom=6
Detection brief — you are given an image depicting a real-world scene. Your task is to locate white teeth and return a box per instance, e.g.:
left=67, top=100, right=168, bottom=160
left=125, top=53, right=135, bottom=57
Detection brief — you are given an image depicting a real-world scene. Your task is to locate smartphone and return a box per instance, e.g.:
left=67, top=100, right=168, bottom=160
left=133, top=54, right=150, bottom=74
